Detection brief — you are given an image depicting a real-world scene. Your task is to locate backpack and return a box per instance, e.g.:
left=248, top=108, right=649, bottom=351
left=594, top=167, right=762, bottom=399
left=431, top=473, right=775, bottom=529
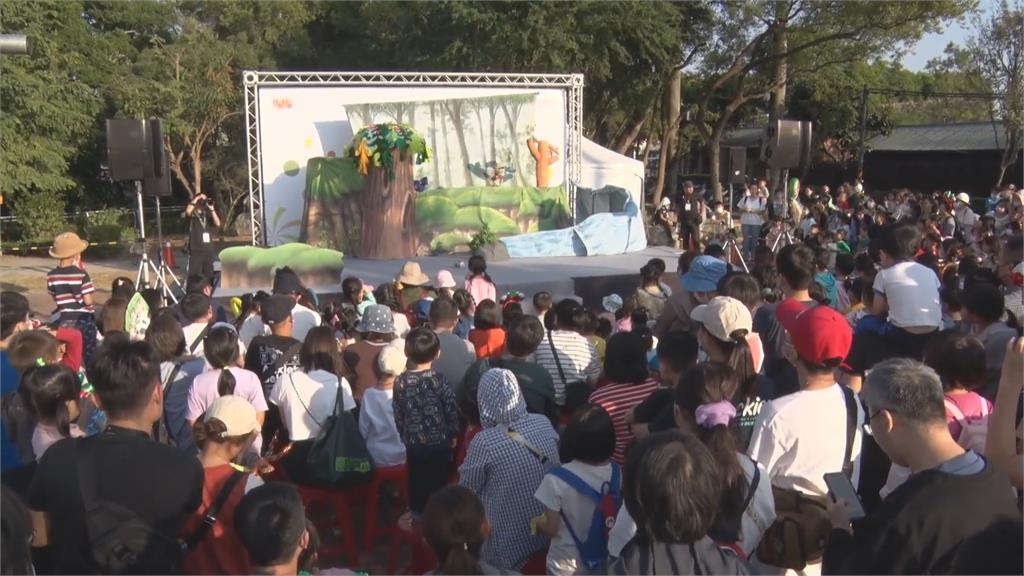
left=944, top=397, right=990, bottom=454
left=77, top=437, right=184, bottom=574
left=548, top=463, right=622, bottom=573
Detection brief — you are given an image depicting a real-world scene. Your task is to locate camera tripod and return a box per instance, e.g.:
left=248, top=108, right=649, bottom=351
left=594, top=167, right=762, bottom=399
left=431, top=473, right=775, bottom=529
left=133, top=183, right=182, bottom=303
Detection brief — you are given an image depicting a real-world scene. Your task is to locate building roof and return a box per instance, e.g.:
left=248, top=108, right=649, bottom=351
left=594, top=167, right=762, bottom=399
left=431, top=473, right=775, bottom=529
left=867, top=122, right=1009, bottom=152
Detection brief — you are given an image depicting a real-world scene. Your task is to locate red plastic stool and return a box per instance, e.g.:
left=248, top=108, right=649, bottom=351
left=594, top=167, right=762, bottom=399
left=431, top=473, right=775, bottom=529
left=295, top=484, right=360, bottom=566
left=386, top=518, right=436, bottom=575
left=363, top=464, right=410, bottom=548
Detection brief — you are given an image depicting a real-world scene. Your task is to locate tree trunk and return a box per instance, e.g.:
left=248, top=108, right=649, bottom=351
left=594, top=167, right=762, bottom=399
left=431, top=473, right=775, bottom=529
left=444, top=101, right=474, bottom=186
left=429, top=103, right=441, bottom=186
left=766, top=3, right=789, bottom=191
left=653, top=69, right=682, bottom=208
left=358, top=155, right=417, bottom=259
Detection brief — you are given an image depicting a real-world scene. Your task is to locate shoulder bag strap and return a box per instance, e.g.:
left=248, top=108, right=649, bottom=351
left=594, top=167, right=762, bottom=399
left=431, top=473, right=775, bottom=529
left=841, top=384, right=857, bottom=478
left=547, top=329, right=568, bottom=387
left=184, top=471, right=246, bottom=549
left=189, top=324, right=211, bottom=354
left=289, top=372, right=322, bottom=428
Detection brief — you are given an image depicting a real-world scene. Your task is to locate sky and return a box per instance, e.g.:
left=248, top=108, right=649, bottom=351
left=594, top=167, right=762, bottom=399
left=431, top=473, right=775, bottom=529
left=899, top=0, right=994, bottom=71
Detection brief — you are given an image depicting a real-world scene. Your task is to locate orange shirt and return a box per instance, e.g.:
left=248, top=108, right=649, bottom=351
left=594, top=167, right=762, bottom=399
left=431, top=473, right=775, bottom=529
left=468, top=328, right=506, bottom=359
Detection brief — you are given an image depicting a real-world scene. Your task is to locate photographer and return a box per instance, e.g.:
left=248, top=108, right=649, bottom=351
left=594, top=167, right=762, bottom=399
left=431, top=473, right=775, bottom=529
left=183, top=193, right=221, bottom=278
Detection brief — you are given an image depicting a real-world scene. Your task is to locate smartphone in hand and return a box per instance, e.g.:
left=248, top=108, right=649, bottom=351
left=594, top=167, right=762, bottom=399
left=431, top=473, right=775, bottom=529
left=824, top=472, right=866, bottom=520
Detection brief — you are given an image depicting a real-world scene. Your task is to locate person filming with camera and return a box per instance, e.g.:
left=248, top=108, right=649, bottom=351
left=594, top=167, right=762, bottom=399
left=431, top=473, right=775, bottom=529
left=183, top=193, right=221, bottom=278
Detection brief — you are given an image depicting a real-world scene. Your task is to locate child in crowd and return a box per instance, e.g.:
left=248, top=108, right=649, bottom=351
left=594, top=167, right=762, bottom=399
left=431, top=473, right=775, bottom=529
left=465, top=255, right=497, bottom=306
left=451, top=288, right=475, bottom=340
left=359, top=345, right=407, bottom=468
left=393, top=328, right=459, bottom=516
left=533, top=404, right=621, bottom=575
left=532, top=291, right=553, bottom=325
left=422, top=485, right=497, bottom=575
left=19, top=363, right=84, bottom=460
left=468, top=299, right=505, bottom=359
left=46, top=231, right=98, bottom=362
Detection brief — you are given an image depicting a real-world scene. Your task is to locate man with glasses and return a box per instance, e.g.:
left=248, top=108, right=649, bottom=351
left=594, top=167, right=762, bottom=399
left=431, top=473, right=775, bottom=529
left=824, top=358, right=1020, bottom=574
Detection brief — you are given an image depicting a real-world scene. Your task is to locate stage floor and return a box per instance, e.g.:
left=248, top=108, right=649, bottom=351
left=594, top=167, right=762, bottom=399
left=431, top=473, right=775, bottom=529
left=215, top=246, right=683, bottom=309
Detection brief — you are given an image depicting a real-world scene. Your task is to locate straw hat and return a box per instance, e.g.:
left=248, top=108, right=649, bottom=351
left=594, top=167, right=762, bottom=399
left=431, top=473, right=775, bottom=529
left=396, top=261, right=429, bottom=286
left=48, top=232, right=89, bottom=260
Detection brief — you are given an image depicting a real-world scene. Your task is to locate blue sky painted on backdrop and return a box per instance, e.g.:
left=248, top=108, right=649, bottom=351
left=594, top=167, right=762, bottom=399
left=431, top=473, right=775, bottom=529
left=899, top=0, right=995, bottom=71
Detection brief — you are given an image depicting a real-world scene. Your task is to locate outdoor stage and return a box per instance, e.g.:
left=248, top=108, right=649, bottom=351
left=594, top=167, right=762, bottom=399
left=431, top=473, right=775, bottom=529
left=215, top=246, right=682, bottom=311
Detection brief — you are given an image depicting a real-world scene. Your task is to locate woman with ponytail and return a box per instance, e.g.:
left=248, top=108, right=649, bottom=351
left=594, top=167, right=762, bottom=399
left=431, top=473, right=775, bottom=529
left=187, top=325, right=268, bottom=454
left=423, top=485, right=513, bottom=575
left=608, top=363, right=776, bottom=561
left=183, top=395, right=264, bottom=575
left=690, top=296, right=768, bottom=447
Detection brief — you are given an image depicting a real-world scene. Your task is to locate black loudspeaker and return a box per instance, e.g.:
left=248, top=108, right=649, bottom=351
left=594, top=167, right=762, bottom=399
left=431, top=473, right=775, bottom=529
left=729, top=147, right=747, bottom=184
left=143, top=119, right=171, bottom=197
left=106, top=118, right=149, bottom=181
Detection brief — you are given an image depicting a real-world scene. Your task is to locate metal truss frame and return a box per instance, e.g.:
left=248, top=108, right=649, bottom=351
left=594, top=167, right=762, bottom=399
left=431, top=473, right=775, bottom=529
left=242, top=71, right=585, bottom=246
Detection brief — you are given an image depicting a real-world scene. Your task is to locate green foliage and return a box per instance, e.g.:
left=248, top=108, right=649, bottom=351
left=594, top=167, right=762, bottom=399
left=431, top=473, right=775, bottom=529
left=468, top=224, right=498, bottom=251
left=306, top=157, right=364, bottom=200
left=12, top=189, right=67, bottom=243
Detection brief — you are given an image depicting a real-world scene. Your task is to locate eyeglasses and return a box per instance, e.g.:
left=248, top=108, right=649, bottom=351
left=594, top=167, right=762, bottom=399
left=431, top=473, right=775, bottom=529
left=863, top=408, right=886, bottom=437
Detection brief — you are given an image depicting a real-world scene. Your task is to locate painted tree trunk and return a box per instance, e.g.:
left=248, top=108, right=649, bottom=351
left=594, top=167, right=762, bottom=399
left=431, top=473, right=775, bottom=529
left=358, top=155, right=417, bottom=259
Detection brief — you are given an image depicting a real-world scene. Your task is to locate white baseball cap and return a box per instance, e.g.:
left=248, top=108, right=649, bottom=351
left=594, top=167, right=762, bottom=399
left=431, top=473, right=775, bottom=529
left=690, top=296, right=753, bottom=343
left=204, top=395, right=260, bottom=437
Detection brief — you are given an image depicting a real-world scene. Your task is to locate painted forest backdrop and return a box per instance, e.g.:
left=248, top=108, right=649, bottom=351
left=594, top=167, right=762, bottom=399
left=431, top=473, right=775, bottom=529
left=256, top=86, right=570, bottom=256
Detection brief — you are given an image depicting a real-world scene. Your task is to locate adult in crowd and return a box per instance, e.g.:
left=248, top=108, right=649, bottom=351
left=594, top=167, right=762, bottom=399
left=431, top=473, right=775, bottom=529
left=676, top=180, right=705, bottom=252
left=342, top=304, right=397, bottom=402
left=747, top=302, right=864, bottom=573
left=234, top=483, right=311, bottom=576
left=459, top=368, right=560, bottom=571
left=147, top=309, right=206, bottom=452
left=183, top=193, right=221, bottom=279
left=823, top=358, right=1021, bottom=574
left=753, top=244, right=817, bottom=398
left=690, top=295, right=763, bottom=446
left=245, top=294, right=303, bottom=447
left=270, top=326, right=355, bottom=483
left=634, top=261, right=669, bottom=320
left=611, top=431, right=750, bottom=574
left=961, top=283, right=1016, bottom=399
left=183, top=395, right=264, bottom=575
left=739, top=183, right=768, bottom=260
left=431, top=297, right=477, bottom=388
left=533, top=299, right=601, bottom=409
left=29, top=339, right=203, bottom=574
left=272, top=267, right=321, bottom=342
left=461, top=315, right=559, bottom=427
left=589, top=331, right=660, bottom=464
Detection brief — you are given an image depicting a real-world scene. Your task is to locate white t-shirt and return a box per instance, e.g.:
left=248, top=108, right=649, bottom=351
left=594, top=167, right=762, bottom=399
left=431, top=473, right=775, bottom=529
left=186, top=366, right=269, bottom=453
left=607, top=454, right=776, bottom=558
left=747, top=383, right=865, bottom=496
left=534, top=460, right=615, bottom=575
left=739, top=195, right=767, bottom=227
left=358, top=387, right=406, bottom=467
left=873, top=261, right=941, bottom=328
left=291, top=303, right=322, bottom=342
left=238, top=313, right=269, bottom=346
left=270, top=369, right=355, bottom=441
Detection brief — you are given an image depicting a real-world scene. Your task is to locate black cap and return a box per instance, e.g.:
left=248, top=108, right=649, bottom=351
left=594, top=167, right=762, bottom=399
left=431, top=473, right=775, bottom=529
left=261, top=295, right=295, bottom=325
left=272, top=267, right=304, bottom=295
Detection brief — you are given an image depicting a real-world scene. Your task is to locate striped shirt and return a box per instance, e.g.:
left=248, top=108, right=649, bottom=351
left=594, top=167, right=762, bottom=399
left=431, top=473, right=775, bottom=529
left=589, top=378, right=660, bottom=464
left=46, top=266, right=95, bottom=320
left=533, top=330, right=601, bottom=405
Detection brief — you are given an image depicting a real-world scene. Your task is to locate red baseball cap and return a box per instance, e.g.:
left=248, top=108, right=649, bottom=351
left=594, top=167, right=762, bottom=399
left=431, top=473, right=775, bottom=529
left=776, top=300, right=852, bottom=368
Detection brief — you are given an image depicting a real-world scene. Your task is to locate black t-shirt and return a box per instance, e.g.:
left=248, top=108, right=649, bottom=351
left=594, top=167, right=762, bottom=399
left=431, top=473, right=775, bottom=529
left=245, top=334, right=302, bottom=398
left=28, top=426, right=203, bottom=574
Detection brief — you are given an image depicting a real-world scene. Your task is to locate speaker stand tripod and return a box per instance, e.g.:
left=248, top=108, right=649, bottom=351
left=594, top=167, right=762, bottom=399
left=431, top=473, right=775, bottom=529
left=133, top=183, right=181, bottom=303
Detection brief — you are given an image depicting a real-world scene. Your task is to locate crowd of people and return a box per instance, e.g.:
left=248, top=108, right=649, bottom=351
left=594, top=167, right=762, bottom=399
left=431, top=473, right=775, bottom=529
left=0, top=180, right=1022, bottom=575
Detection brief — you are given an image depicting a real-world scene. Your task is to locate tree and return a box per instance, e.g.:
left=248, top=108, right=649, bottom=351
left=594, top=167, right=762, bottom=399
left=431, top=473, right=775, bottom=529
left=968, top=0, right=1023, bottom=186
left=693, top=0, right=970, bottom=201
